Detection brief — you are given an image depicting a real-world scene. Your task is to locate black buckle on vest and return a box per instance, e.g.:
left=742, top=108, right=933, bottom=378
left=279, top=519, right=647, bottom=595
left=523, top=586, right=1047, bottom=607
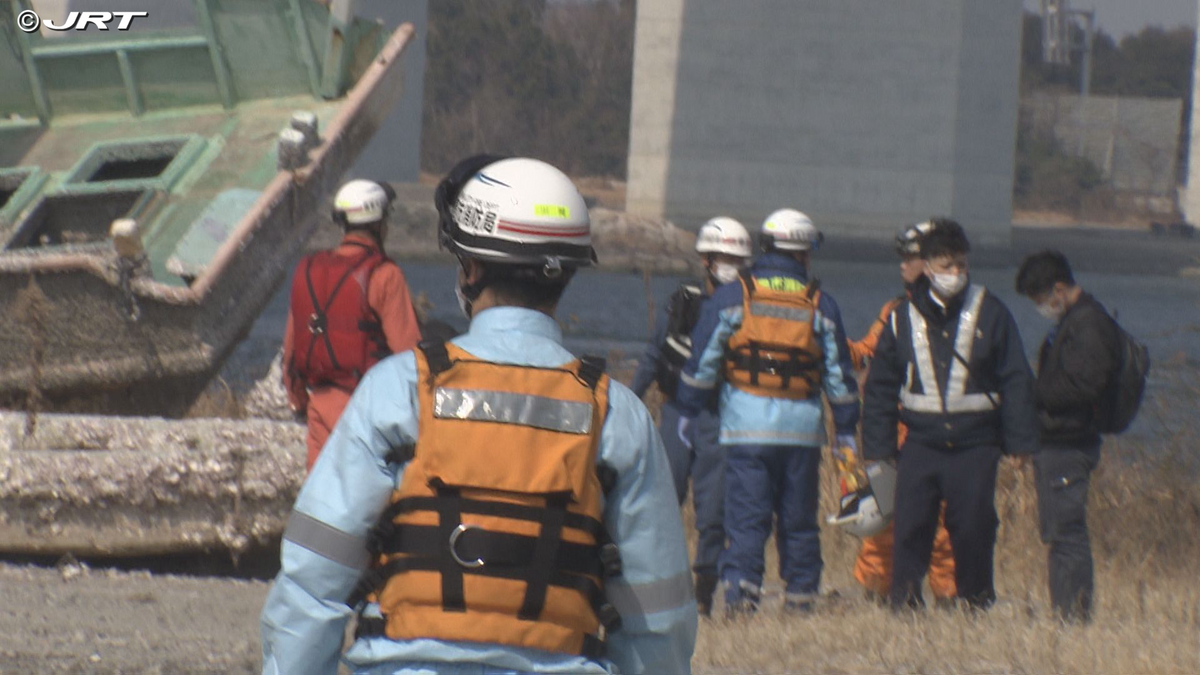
left=366, top=520, right=395, bottom=558
left=596, top=461, right=617, bottom=496
left=578, top=356, right=606, bottom=390
left=597, top=603, right=622, bottom=632
left=384, top=443, right=415, bottom=466
left=599, top=543, right=622, bottom=577
left=419, top=340, right=453, bottom=376
left=353, top=616, right=387, bottom=639
left=307, top=312, right=326, bottom=335
left=581, top=634, right=606, bottom=660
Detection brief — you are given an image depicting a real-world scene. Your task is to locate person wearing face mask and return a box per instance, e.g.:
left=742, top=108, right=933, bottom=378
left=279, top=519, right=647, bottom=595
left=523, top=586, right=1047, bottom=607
left=283, top=179, right=422, bottom=470
left=261, top=156, right=697, bottom=675
left=675, top=209, right=860, bottom=615
left=1015, top=250, right=1120, bottom=623
left=862, top=219, right=1038, bottom=611
left=841, top=221, right=956, bottom=606
left=629, top=216, right=753, bottom=616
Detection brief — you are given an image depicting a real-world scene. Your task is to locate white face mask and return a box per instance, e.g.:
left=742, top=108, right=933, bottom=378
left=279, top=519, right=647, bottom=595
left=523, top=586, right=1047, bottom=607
left=928, top=271, right=967, bottom=297
left=1036, top=300, right=1065, bottom=321
left=711, top=262, right=742, bottom=286
left=454, top=278, right=472, bottom=319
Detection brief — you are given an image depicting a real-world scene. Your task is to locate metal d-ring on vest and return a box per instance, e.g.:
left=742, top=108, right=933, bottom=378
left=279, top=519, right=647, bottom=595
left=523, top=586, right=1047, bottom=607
left=900, top=285, right=1001, bottom=414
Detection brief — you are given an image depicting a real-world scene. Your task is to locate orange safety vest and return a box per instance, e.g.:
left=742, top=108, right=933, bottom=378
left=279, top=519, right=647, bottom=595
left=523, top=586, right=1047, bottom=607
left=349, top=342, right=621, bottom=659
left=724, top=270, right=824, bottom=399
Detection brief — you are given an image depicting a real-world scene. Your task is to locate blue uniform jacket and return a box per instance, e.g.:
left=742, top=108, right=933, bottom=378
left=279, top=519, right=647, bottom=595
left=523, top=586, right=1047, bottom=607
left=261, top=307, right=697, bottom=674
left=674, top=253, right=860, bottom=446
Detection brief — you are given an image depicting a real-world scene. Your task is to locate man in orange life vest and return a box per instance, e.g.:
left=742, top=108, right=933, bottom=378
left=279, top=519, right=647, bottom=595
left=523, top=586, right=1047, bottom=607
left=844, top=221, right=956, bottom=604
left=283, top=179, right=422, bottom=469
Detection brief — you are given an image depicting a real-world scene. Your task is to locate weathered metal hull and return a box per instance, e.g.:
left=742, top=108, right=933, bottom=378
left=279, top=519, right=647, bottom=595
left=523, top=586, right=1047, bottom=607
left=0, top=21, right=416, bottom=415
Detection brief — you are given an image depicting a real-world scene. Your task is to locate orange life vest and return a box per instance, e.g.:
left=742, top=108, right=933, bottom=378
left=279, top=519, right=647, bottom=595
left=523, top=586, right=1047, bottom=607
left=350, top=342, right=620, bottom=659
left=724, top=270, right=824, bottom=399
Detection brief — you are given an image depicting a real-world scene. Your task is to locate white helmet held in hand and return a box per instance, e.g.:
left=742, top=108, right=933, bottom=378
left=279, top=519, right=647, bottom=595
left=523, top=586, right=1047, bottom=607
left=435, top=156, right=595, bottom=269
left=333, top=179, right=394, bottom=226
left=761, top=209, right=822, bottom=251
left=696, top=216, right=753, bottom=258
left=827, top=460, right=897, bottom=538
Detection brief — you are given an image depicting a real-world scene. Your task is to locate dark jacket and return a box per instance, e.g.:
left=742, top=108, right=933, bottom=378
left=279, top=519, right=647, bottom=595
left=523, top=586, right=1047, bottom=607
left=863, top=277, right=1039, bottom=459
left=1034, top=292, right=1120, bottom=447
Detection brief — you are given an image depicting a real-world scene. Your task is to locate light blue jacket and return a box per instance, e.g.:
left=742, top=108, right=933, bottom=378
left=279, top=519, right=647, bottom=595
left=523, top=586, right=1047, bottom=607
left=675, top=253, right=860, bottom=446
left=261, top=307, right=697, bottom=675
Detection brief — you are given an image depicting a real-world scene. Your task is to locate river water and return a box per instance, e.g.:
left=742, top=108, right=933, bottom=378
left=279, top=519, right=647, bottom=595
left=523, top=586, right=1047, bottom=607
left=224, top=249, right=1200, bottom=446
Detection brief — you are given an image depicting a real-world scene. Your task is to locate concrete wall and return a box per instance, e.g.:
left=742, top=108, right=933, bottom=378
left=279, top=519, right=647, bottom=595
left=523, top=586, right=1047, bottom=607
left=1025, top=93, right=1183, bottom=196
left=627, top=0, right=1023, bottom=248
left=1183, top=0, right=1200, bottom=223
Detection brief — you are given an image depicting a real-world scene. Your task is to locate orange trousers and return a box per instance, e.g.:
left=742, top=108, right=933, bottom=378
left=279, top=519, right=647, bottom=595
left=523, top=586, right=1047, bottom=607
left=305, top=386, right=353, bottom=471
left=854, top=503, right=956, bottom=598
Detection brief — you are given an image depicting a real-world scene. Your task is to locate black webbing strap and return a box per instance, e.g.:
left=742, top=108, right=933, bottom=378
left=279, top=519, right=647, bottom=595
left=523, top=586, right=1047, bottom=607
left=304, top=248, right=377, bottom=374
left=347, top=554, right=607, bottom=613
left=581, top=634, right=606, bottom=660
left=577, top=356, right=606, bottom=390
left=384, top=443, right=415, bottom=466
left=519, top=494, right=569, bottom=621
left=352, top=607, right=607, bottom=660
left=418, top=340, right=453, bottom=377
left=739, top=268, right=756, bottom=297
left=436, top=485, right=466, bottom=612
left=595, top=462, right=617, bottom=496
left=368, top=523, right=604, bottom=578
left=728, top=349, right=818, bottom=379
left=354, top=616, right=387, bottom=640
left=380, top=496, right=606, bottom=542
left=749, top=343, right=761, bottom=386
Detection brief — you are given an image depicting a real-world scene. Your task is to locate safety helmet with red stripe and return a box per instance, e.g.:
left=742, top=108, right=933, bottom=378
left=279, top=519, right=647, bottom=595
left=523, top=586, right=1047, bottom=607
left=435, top=156, right=596, bottom=274
left=696, top=216, right=753, bottom=258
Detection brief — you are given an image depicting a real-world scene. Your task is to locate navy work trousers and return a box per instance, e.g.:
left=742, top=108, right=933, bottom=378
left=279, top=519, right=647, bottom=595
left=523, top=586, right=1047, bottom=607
left=720, top=443, right=822, bottom=602
left=891, top=442, right=1002, bottom=610
left=658, top=401, right=724, bottom=576
left=1034, top=443, right=1100, bottom=622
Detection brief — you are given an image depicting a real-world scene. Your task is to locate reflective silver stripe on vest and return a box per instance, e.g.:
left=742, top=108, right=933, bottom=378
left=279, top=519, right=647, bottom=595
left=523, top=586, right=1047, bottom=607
left=606, top=571, right=695, bottom=617
left=749, top=302, right=812, bottom=323
left=900, top=286, right=1001, bottom=414
left=283, top=511, right=371, bottom=571
left=664, top=334, right=692, bottom=361
left=434, top=388, right=594, bottom=434
left=680, top=371, right=716, bottom=390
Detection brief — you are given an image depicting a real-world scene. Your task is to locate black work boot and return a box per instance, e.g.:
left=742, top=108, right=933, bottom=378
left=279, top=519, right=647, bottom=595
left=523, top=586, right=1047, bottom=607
left=724, top=580, right=762, bottom=617
left=694, top=573, right=718, bottom=617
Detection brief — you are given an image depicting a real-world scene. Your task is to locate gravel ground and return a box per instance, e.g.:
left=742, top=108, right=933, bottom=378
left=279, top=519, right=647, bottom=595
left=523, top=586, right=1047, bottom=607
left=0, top=562, right=268, bottom=674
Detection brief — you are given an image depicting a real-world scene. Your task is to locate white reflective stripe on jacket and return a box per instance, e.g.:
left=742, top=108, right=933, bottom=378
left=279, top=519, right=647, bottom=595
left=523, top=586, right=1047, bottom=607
left=900, top=285, right=1001, bottom=414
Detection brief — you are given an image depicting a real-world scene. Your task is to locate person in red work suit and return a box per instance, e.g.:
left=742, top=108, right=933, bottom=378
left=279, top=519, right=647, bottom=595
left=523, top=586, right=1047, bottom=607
left=283, top=179, right=422, bottom=470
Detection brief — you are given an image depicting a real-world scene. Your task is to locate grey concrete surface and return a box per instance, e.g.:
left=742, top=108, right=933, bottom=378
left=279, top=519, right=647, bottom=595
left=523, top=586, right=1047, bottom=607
left=1026, top=93, right=1183, bottom=197
left=627, top=0, right=1024, bottom=248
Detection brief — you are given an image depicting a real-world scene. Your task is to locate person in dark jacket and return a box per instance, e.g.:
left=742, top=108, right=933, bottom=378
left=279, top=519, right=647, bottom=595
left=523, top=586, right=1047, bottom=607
left=630, top=216, right=753, bottom=616
left=863, top=220, right=1038, bottom=610
left=1016, top=250, right=1119, bottom=622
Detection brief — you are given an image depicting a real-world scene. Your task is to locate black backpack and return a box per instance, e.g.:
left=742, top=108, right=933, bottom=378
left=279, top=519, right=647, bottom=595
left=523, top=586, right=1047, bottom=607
left=1097, top=320, right=1150, bottom=434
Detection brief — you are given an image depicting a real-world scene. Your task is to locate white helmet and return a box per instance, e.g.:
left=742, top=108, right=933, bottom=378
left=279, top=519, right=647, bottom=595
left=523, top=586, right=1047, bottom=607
left=436, top=156, right=595, bottom=269
left=333, top=179, right=394, bottom=226
left=827, top=461, right=897, bottom=538
left=761, top=209, right=822, bottom=251
left=696, top=217, right=753, bottom=258
left=895, top=220, right=937, bottom=257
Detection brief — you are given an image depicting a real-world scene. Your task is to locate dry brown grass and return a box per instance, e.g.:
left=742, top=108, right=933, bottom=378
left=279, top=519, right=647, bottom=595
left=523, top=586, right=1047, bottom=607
left=665, top=387, right=1200, bottom=673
